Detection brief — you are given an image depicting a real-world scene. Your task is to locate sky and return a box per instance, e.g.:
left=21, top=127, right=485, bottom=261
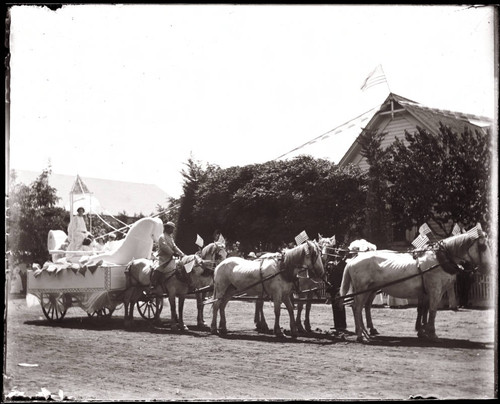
left=7, top=4, right=497, bottom=199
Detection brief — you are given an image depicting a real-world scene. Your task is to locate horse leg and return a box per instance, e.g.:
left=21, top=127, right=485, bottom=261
left=255, top=300, right=270, bottom=333
left=283, top=294, right=298, bottom=339
left=196, top=292, right=207, bottom=328
left=365, top=292, right=379, bottom=336
left=254, top=301, right=260, bottom=330
left=273, top=297, right=285, bottom=338
left=295, top=301, right=306, bottom=334
left=259, top=302, right=269, bottom=333
left=304, top=298, right=312, bottom=333
left=422, top=286, right=443, bottom=341
left=178, top=296, right=188, bottom=331
left=353, top=295, right=369, bottom=342
left=169, top=294, right=179, bottom=331
left=218, top=297, right=230, bottom=335
left=210, top=299, right=219, bottom=335
left=416, top=295, right=430, bottom=338
left=424, top=309, right=439, bottom=341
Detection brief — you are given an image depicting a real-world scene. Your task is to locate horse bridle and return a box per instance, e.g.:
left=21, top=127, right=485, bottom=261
left=437, top=236, right=486, bottom=274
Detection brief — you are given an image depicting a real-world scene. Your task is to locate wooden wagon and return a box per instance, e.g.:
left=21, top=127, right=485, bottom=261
left=26, top=259, right=163, bottom=322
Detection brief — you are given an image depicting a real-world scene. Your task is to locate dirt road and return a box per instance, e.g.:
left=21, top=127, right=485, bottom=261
left=4, top=295, right=496, bottom=401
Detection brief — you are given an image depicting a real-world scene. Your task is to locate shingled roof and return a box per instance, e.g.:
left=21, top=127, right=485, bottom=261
left=338, top=93, right=492, bottom=168
left=390, top=93, right=492, bottom=135
left=11, top=170, right=170, bottom=217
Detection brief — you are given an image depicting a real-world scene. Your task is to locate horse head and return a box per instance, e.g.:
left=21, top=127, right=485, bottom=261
left=466, top=233, right=493, bottom=274
left=299, top=240, right=325, bottom=281
left=440, top=227, right=494, bottom=274
left=202, top=242, right=227, bottom=262
left=317, top=234, right=336, bottom=263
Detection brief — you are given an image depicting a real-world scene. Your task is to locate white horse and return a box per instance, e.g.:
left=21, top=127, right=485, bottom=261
left=82, top=217, right=163, bottom=266
left=211, top=240, right=325, bottom=338
left=340, top=231, right=492, bottom=342
left=121, top=240, right=227, bottom=328
left=194, top=241, right=228, bottom=328
left=253, top=236, right=336, bottom=334
left=123, top=254, right=208, bottom=329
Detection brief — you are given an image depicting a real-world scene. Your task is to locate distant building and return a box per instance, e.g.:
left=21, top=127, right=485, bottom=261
left=11, top=170, right=170, bottom=217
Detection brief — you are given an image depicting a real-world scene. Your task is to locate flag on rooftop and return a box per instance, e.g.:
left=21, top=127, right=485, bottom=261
left=295, top=230, right=309, bottom=246
left=360, top=64, right=388, bottom=91
left=419, top=223, right=432, bottom=236
left=411, top=234, right=429, bottom=249
left=452, top=223, right=462, bottom=236
left=195, top=234, right=204, bottom=248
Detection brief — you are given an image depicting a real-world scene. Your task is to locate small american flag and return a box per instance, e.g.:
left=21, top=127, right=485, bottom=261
left=452, top=223, right=462, bottom=236
left=295, top=230, right=309, bottom=246
left=412, top=234, right=429, bottom=249
left=419, top=223, right=432, bottom=236
left=467, top=223, right=483, bottom=239
left=195, top=234, right=204, bottom=248
left=184, top=257, right=196, bottom=273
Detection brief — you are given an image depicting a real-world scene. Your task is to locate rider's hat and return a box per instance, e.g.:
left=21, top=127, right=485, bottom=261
left=77, top=207, right=85, bottom=213
left=165, top=221, right=175, bottom=228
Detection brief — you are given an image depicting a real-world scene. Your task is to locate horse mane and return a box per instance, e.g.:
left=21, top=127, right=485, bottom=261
left=282, top=241, right=314, bottom=282
left=201, top=243, right=214, bottom=258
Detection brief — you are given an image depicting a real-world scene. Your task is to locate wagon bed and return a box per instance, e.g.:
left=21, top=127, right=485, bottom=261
left=27, top=263, right=128, bottom=321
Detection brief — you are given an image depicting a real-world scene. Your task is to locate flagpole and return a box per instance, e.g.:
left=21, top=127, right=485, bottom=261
left=379, top=64, right=391, bottom=92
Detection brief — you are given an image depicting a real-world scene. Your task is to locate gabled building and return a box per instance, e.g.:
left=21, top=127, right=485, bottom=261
left=339, top=93, right=492, bottom=171
left=337, top=93, right=494, bottom=308
left=11, top=170, right=170, bottom=217
left=338, top=93, right=493, bottom=247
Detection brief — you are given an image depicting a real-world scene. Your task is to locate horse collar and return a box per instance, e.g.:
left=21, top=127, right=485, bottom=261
left=435, top=242, right=463, bottom=275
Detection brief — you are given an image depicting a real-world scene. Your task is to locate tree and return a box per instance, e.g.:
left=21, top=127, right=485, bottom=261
left=358, top=129, right=392, bottom=247
left=175, top=156, right=209, bottom=253
left=382, top=124, right=492, bottom=235
left=188, top=155, right=367, bottom=253
left=7, top=168, right=68, bottom=266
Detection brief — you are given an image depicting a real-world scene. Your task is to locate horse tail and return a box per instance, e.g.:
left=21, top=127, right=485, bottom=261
left=340, top=264, right=351, bottom=297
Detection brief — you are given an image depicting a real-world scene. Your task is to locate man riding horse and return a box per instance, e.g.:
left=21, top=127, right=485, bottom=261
left=150, top=221, right=186, bottom=290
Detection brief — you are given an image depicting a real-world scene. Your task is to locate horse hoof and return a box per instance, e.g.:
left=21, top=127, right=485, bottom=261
left=218, top=328, right=227, bottom=336
left=356, top=336, right=364, bottom=343
left=197, top=322, right=207, bottom=328
left=210, top=327, right=218, bottom=335
left=370, top=328, right=380, bottom=336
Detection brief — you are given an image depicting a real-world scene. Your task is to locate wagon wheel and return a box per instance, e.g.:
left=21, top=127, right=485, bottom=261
left=87, top=307, right=115, bottom=318
left=40, top=293, right=68, bottom=322
left=136, top=296, right=163, bottom=320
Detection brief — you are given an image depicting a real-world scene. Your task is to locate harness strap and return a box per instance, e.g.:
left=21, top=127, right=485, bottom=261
left=415, top=256, right=427, bottom=295
left=337, top=262, right=442, bottom=302
left=258, top=259, right=267, bottom=300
